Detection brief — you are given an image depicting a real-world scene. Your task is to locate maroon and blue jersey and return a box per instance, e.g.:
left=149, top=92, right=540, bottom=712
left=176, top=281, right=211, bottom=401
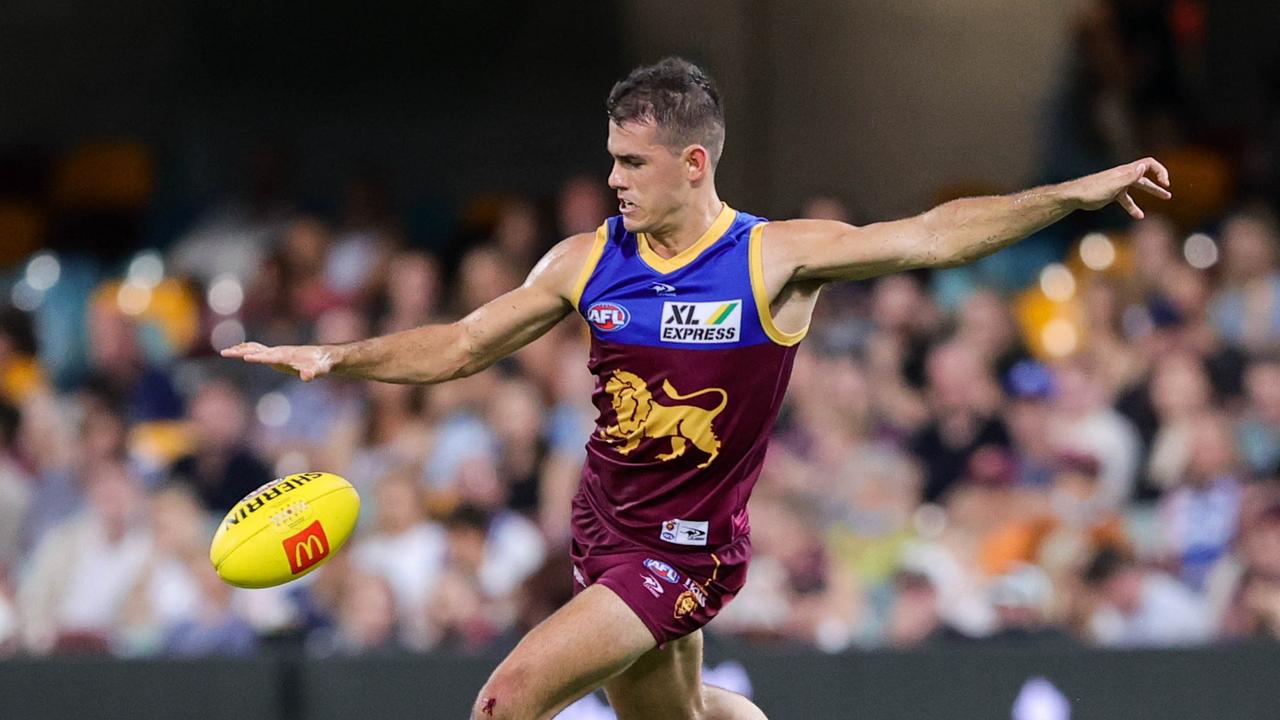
left=570, top=204, right=805, bottom=553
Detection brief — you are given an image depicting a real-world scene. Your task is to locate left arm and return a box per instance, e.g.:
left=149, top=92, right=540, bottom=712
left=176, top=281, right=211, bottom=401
left=770, top=157, right=1171, bottom=283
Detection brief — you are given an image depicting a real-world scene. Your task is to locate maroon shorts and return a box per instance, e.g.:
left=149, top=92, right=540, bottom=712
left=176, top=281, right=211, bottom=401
left=570, top=498, right=750, bottom=647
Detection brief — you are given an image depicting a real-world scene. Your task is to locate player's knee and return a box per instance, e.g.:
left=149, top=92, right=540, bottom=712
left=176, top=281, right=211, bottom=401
left=473, top=663, right=536, bottom=720
left=701, top=685, right=767, bottom=720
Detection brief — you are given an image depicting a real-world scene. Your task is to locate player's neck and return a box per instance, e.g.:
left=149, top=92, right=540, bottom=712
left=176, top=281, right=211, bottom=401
left=644, top=192, right=725, bottom=258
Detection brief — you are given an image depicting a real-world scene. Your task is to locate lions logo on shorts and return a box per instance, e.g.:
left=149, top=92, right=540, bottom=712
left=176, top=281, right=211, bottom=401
left=673, top=590, right=699, bottom=619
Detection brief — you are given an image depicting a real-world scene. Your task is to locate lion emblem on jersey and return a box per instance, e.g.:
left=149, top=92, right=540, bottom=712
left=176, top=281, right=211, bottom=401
left=599, top=370, right=729, bottom=468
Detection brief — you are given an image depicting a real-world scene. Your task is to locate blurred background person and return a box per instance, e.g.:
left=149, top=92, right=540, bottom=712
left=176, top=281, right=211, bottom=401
left=17, top=462, right=152, bottom=653
left=349, top=469, right=448, bottom=648
left=168, top=379, right=273, bottom=514
left=1081, top=546, right=1214, bottom=648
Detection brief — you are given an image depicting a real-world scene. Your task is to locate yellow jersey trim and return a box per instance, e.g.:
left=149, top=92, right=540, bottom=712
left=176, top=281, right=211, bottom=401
left=570, top=223, right=609, bottom=309
left=637, top=204, right=736, bottom=274
left=749, top=222, right=808, bottom=346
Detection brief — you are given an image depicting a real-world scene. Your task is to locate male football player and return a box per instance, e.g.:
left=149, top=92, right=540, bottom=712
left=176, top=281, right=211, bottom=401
left=224, top=57, right=1170, bottom=719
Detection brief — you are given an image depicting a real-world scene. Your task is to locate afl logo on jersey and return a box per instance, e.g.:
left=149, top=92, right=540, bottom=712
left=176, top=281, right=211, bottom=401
left=587, top=302, right=630, bottom=332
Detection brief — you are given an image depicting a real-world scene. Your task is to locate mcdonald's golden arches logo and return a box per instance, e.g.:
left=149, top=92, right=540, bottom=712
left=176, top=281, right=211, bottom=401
left=282, top=520, right=331, bottom=574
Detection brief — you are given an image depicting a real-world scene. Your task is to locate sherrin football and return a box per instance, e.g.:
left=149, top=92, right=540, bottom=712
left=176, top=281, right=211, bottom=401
left=210, top=471, right=360, bottom=588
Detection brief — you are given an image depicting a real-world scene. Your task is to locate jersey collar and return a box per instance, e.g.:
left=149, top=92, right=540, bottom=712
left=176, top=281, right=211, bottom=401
left=637, top=204, right=736, bottom=274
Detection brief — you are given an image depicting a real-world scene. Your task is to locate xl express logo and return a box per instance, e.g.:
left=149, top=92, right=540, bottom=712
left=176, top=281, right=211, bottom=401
left=661, top=300, right=741, bottom=344
left=587, top=302, right=630, bottom=332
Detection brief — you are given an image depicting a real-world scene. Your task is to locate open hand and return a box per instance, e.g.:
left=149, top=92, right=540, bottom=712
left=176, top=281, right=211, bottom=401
left=1068, top=157, right=1172, bottom=219
left=220, top=342, right=337, bottom=382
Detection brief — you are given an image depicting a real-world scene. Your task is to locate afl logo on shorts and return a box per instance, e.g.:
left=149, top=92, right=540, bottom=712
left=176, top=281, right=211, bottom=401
left=644, top=558, right=680, bottom=584
left=587, top=302, right=630, bottom=332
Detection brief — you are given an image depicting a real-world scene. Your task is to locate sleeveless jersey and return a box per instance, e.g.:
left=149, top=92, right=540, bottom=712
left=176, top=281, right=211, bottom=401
left=571, top=204, right=805, bottom=552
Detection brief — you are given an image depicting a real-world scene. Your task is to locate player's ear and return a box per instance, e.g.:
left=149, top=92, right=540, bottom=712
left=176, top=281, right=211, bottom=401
left=683, top=145, right=711, bottom=181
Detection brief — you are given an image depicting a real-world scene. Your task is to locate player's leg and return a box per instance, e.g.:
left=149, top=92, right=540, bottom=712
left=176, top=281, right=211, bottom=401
left=603, top=630, right=767, bottom=720
left=471, top=584, right=655, bottom=720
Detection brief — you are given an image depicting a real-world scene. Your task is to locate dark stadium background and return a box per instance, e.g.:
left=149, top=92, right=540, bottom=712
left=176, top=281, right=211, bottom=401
left=2, top=1, right=1280, bottom=718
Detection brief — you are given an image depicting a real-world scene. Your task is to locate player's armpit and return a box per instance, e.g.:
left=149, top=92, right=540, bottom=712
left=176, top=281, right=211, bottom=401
left=760, top=218, right=928, bottom=286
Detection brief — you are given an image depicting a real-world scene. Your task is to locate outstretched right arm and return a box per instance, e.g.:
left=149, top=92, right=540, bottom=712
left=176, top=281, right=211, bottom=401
left=221, top=232, right=596, bottom=384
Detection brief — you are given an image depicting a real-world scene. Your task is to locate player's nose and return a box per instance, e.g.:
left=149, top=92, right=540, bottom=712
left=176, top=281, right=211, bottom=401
left=607, top=164, right=626, bottom=190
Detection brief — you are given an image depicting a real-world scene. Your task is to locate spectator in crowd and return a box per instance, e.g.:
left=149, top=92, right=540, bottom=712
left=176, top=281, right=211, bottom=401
left=117, top=484, right=208, bottom=655
left=85, top=298, right=183, bottom=424
left=1079, top=277, right=1144, bottom=396
left=453, top=245, right=521, bottom=317
left=1050, top=358, right=1141, bottom=512
left=883, top=563, right=947, bottom=648
left=349, top=469, right=448, bottom=646
left=278, top=215, right=346, bottom=323
left=375, top=249, right=442, bottom=334
left=167, top=147, right=295, bottom=285
left=554, top=174, right=611, bottom=238
left=344, top=379, right=432, bottom=509
left=488, top=198, right=545, bottom=276
left=953, top=289, right=1029, bottom=379
left=259, top=307, right=369, bottom=476
left=1237, top=354, right=1280, bottom=478
left=18, top=462, right=152, bottom=653
left=451, top=455, right=547, bottom=602
left=309, top=569, right=404, bottom=656
left=713, top=493, right=820, bottom=643
left=864, top=274, right=938, bottom=434
left=22, top=388, right=132, bottom=552
left=1222, top=504, right=1280, bottom=640
left=0, top=307, right=46, bottom=405
left=986, top=564, right=1070, bottom=643
left=0, top=401, right=31, bottom=577
left=1157, top=412, right=1243, bottom=590
left=486, top=377, right=548, bottom=514
left=164, top=553, right=258, bottom=657
left=1002, top=360, right=1061, bottom=488
left=1145, top=351, right=1215, bottom=491
left=427, top=505, right=509, bottom=651
left=168, top=379, right=273, bottom=513
left=324, top=172, right=403, bottom=309
left=910, top=342, right=1010, bottom=503
left=1210, top=210, right=1280, bottom=352
left=1082, top=547, right=1214, bottom=647
left=0, top=576, right=17, bottom=657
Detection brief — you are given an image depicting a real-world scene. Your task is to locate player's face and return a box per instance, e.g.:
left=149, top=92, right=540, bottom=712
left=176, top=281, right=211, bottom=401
left=607, top=120, right=692, bottom=233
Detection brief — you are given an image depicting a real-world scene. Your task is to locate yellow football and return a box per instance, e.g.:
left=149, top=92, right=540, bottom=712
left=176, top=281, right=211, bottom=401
left=209, top=471, right=360, bottom=588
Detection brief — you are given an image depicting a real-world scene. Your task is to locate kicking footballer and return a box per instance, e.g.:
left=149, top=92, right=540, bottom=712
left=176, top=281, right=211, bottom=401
left=222, top=57, right=1171, bottom=719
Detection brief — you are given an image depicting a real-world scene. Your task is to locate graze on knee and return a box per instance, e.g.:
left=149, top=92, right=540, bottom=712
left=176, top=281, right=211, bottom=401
left=479, top=697, right=497, bottom=716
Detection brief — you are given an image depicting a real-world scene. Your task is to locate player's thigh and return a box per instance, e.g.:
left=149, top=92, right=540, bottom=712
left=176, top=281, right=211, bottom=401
left=603, top=629, right=706, bottom=720
left=473, top=584, right=655, bottom=720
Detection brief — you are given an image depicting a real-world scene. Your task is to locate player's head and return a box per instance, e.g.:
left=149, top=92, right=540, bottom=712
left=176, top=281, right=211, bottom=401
left=605, top=57, right=725, bottom=232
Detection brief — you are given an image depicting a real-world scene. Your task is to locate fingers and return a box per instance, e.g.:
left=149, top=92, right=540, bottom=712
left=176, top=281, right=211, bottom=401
left=1134, top=176, right=1172, bottom=200
left=1117, top=190, right=1144, bottom=220
left=241, top=347, right=291, bottom=365
left=219, top=342, right=268, bottom=358
left=1144, top=157, right=1171, bottom=187
left=221, top=342, right=306, bottom=378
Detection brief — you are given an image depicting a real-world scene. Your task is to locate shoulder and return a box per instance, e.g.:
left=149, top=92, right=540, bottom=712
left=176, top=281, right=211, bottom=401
left=759, top=218, right=856, bottom=245
left=752, top=218, right=856, bottom=288
left=526, top=228, right=607, bottom=299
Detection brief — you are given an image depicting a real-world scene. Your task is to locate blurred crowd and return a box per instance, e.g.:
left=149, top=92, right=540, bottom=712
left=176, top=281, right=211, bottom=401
left=1, top=0, right=1279, bottom=661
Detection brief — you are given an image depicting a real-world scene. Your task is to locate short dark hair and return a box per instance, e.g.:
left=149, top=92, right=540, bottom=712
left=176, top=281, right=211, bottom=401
left=606, top=57, right=725, bottom=165
left=1082, top=546, right=1133, bottom=587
